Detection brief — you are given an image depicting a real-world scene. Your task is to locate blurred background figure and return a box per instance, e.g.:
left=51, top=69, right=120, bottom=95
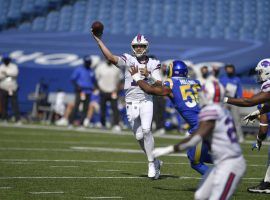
left=220, top=64, right=244, bottom=142
left=50, top=89, right=66, bottom=123
left=68, top=55, right=96, bottom=127
left=95, top=60, right=122, bottom=131
left=0, top=54, right=20, bottom=123
left=199, top=66, right=210, bottom=85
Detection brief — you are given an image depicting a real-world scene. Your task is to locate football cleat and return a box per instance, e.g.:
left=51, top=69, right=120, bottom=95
left=154, top=159, right=162, bottom=180
left=247, top=181, right=270, bottom=193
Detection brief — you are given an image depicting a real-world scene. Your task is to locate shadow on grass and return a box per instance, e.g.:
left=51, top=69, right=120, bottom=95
left=153, top=186, right=196, bottom=192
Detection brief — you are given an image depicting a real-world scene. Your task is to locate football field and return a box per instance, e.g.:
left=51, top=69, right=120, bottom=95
left=0, top=124, right=269, bottom=200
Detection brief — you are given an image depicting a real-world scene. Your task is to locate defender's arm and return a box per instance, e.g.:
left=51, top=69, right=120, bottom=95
left=225, top=92, right=270, bottom=107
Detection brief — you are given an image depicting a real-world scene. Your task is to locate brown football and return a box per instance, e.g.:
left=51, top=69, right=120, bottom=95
left=91, top=21, right=104, bottom=37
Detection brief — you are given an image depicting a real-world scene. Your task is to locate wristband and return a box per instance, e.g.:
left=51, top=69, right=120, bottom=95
left=132, top=73, right=141, bottom=82
left=223, top=97, right=228, bottom=103
left=259, top=123, right=268, bottom=127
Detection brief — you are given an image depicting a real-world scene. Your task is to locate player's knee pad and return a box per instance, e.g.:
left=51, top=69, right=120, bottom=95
left=142, top=128, right=151, bottom=136
left=135, top=132, right=144, bottom=140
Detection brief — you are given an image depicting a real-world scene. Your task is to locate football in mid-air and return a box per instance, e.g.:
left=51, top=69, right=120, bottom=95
left=91, top=21, right=104, bottom=37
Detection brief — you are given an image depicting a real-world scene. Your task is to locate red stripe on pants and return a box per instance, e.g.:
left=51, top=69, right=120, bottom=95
left=220, top=172, right=236, bottom=200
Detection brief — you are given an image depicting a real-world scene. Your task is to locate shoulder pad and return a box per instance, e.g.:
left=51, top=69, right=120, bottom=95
left=261, top=80, right=270, bottom=92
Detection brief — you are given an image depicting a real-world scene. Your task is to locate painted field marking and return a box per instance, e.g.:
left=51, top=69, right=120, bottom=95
left=1, top=122, right=270, bottom=146
left=0, top=139, right=136, bottom=147
left=0, top=187, right=12, bottom=189
left=97, top=170, right=123, bottom=172
left=84, top=197, right=123, bottom=199
left=50, top=166, right=79, bottom=168
left=29, top=191, right=64, bottom=194
left=0, top=159, right=267, bottom=167
left=0, top=176, right=263, bottom=181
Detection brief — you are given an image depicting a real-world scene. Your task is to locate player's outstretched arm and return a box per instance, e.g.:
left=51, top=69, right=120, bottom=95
left=129, top=66, right=171, bottom=96
left=225, top=92, right=270, bottom=107
left=153, top=120, right=215, bottom=158
left=91, top=31, right=118, bottom=65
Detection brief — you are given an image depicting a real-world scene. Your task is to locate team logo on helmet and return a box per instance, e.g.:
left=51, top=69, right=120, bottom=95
left=261, top=60, right=270, bottom=68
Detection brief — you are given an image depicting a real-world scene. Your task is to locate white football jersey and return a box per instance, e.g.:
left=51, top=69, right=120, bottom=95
left=199, top=104, right=242, bottom=164
left=261, top=79, right=270, bottom=92
left=116, top=53, right=161, bottom=101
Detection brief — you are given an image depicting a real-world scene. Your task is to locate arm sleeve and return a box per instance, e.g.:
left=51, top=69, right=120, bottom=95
left=199, top=108, right=219, bottom=122
left=179, top=135, right=203, bottom=151
left=70, top=69, right=79, bottom=81
left=151, top=63, right=162, bottom=81
left=236, top=79, right=243, bottom=98
left=116, top=54, right=129, bottom=69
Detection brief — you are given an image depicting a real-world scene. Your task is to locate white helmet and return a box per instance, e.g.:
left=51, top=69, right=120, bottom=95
left=255, top=58, right=270, bottom=82
left=199, top=80, right=225, bottom=106
left=131, top=34, right=149, bottom=57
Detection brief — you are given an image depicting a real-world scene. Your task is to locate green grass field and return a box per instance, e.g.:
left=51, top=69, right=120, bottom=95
left=0, top=124, right=269, bottom=199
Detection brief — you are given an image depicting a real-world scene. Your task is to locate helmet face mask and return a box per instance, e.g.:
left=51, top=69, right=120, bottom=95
left=131, top=34, right=149, bottom=57
left=255, top=59, right=270, bottom=83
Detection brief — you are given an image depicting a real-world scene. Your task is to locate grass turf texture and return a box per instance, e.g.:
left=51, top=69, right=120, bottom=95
left=0, top=125, right=269, bottom=199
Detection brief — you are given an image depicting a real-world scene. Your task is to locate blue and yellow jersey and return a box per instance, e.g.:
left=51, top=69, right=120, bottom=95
left=163, top=77, right=201, bottom=133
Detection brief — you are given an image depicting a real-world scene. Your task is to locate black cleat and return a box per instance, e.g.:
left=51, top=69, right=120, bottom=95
left=247, top=181, right=270, bottom=194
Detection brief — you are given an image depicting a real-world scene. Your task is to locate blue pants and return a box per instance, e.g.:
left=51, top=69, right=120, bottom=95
left=187, top=141, right=212, bottom=175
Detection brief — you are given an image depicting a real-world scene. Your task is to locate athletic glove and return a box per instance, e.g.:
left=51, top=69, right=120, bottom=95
left=243, top=110, right=260, bottom=125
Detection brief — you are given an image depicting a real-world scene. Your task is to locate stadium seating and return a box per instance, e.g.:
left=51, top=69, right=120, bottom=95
left=1, top=0, right=270, bottom=42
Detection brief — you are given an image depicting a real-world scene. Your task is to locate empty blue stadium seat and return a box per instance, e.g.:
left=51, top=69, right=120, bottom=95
left=210, top=26, right=225, bottom=39
left=32, top=17, right=46, bottom=31
left=46, top=11, right=59, bottom=31
left=18, top=22, right=32, bottom=31
left=0, top=0, right=269, bottom=43
left=225, top=26, right=240, bottom=40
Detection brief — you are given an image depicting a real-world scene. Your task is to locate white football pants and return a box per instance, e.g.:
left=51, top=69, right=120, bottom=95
left=195, top=156, right=246, bottom=200
left=126, top=100, right=154, bottom=162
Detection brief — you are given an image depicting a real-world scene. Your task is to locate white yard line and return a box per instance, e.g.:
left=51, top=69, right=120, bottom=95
left=1, top=123, right=270, bottom=144
left=84, top=197, right=123, bottom=199
left=0, top=139, right=136, bottom=146
left=0, top=176, right=263, bottom=181
left=0, top=159, right=268, bottom=167
left=97, top=170, right=123, bottom=172
left=0, top=187, right=12, bottom=189
left=50, top=166, right=79, bottom=168
left=29, top=191, right=64, bottom=194
left=0, top=146, right=266, bottom=158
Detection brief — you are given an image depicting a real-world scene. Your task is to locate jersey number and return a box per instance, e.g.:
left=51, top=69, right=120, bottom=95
left=180, top=85, right=200, bottom=108
left=225, top=117, right=238, bottom=143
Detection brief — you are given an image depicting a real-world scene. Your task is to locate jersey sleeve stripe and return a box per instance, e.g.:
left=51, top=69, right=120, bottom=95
left=153, top=64, right=161, bottom=71
left=120, top=55, right=127, bottom=63
left=199, top=114, right=219, bottom=121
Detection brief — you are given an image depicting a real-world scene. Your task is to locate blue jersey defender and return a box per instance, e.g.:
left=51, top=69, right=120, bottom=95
left=129, top=60, right=212, bottom=175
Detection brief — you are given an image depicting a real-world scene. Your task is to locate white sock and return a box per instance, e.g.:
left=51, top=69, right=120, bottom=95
left=143, top=131, right=155, bottom=162
left=264, top=165, right=270, bottom=183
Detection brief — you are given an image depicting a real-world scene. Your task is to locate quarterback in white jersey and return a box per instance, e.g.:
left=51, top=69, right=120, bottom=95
left=153, top=80, right=246, bottom=200
left=92, top=32, right=162, bottom=179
